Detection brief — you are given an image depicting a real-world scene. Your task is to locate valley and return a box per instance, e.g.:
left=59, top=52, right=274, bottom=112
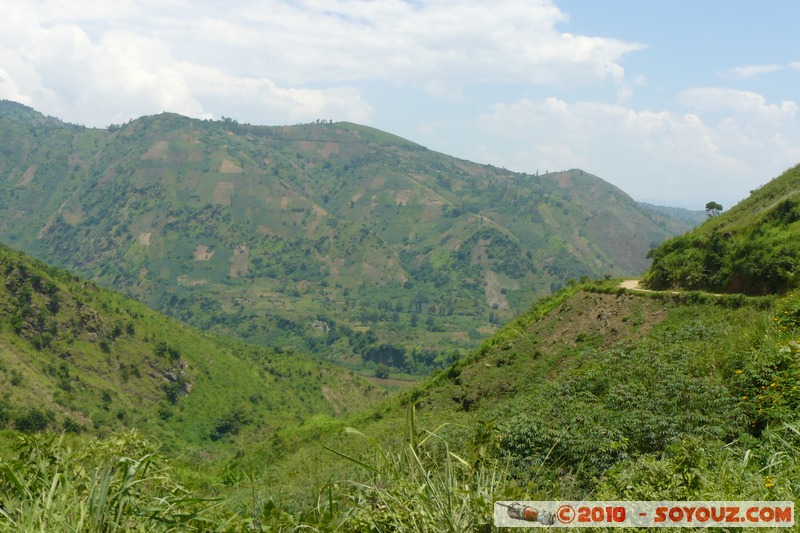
left=1, top=102, right=798, bottom=531
left=0, top=100, right=703, bottom=376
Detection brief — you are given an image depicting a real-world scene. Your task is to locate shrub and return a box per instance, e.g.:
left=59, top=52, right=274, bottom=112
left=13, top=406, right=54, bottom=432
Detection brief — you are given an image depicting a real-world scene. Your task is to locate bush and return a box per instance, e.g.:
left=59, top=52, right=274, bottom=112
left=13, top=406, right=54, bottom=432
left=734, top=289, right=800, bottom=431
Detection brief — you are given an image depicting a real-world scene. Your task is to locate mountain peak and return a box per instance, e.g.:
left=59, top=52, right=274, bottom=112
left=0, top=99, right=68, bottom=128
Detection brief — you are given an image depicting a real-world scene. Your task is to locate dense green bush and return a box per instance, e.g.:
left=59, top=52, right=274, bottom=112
left=734, top=289, right=800, bottom=432
left=644, top=166, right=800, bottom=295
left=12, top=406, right=54, bottom=433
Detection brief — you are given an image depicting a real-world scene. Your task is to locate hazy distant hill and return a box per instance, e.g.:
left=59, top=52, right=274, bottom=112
left=0, top=100, right=700, bottom=371
left=644, top=163, right=800, bottom=294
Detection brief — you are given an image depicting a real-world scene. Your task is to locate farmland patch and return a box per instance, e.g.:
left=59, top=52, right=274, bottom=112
left=395, top=189, right=412, bottom=205
left=213, top=181, right=234, bottom=205
left=220, top=159, right=242, bottom=174
left=141, top=140, right=169, bottom=160
left=230, top=245, right=249, bottom=277
left=193, top=245, right=214, bottom=261
left=18, top=165, right=37, bottom=186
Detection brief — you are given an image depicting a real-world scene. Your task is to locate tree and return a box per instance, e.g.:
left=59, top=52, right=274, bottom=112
left=374, top=363, right=390, bottom=379
left=705, top=201, right=723, bottom=217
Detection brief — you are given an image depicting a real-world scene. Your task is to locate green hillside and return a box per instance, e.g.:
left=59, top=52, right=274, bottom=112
left=0, top=242, right=383, bottom=452
left=2, top=171, right=800, bottom=529
left=644, top=163, right=800, bottom=294
left=4, top=281, right=798, bottom=529
left=238, top=284, right=795, bottom=513
left=0, top=100, right=700, bottom=374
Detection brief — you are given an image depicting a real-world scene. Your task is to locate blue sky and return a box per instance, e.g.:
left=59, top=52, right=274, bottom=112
left=1, top=1, right=798, bottom=208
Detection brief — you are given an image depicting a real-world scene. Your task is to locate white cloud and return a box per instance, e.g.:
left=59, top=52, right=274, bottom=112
left=4, top=0, right=794, bottom=211
left=0, top=67, right=31, bottom=106
left=0, top=2, right=378, bottom=126
left=0, top=0, right=643, bottom=126
left=478, top=90, right=800, bottom=208
left=724, top=64, right=783, bottom=78
left=680, top=87, right=798, bottom=128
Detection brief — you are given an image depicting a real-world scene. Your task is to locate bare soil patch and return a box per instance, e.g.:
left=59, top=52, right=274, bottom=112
left=141, top=140, right=169, bottom=160
left=18, top=165, right=38, bottom=186
left=484, top=271, right=510, bottom=310
left=213, top=181, right=234, bottom=205
left=534, top=291, right=668, bottom=357
left=220, top=159, right=242, bottom=173
left=551, top=171, right=572, bottom=189
left=62, top=211, right=83, bottom=225
left=229, top=245, right=249, bottom=277
left=193, top=245, right=214, bottom=261
left=420, top=203, right=442, bottom=223
left=257, top=225, right=277, bottom=236
left=395, top=189, right=412, bottom=205
left=363, top=376, right=417, bottom=389
left=321, top=385, right=342, bottom=416
left=177, top=275, right=207, bottom=286
left=320, top=142, right=340, bottom=158
left=619, top=279, right=641, bottom=290
left=305, top=204, right=328, bottom=237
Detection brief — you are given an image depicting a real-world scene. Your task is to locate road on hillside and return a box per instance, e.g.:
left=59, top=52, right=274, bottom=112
left=620, top=280, right=727, bottom=297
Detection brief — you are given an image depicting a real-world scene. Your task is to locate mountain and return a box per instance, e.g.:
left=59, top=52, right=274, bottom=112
left=168, top=280, right=796, bottom=529
left=228, top=167, right=800, bottom=526
left=0, top=242, right=383, bottom=449
left=0, top=100, right=700, bottom=372
left=637, top=201, right=707, bottom=227
left=2, top=144, right=798, bottom=529
left=643, top=163, right=800, bottom=294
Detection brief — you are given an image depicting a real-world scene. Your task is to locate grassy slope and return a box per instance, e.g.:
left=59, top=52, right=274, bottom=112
left=215, top=283, right=798, bottom=514
left=0, top=243, right=384, bottom=455
left=644, top=163, right=800, bottom=294
left=2, top=283, right=796, bottom=530
left=0, top=101, right=701, bottom=374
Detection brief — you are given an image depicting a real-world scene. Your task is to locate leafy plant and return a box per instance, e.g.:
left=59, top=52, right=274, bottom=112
left=0, top=431, right=224, bottom=531
left=314, top=404, right=511, bottom=531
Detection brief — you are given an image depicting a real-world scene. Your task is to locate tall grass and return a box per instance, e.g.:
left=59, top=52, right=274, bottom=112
left=264, top=404, right=512, bottom=532
left=0, top=431, right=224, bottom=532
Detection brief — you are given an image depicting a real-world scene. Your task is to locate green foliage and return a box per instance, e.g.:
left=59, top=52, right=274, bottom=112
left=311, top=405, right=511, bottom=531
left=1, top=281, right=799, bottom=528
left=597, top=423, right=800, bottom=502
left=734, top=289, right=800, bottom=431
left=13, top=407, right=55, bottom=433
left=210, top=405, right=253, bottom=442
left=0, top=242, right=383, bottom=449
left=645, top=164, right=800, bottom=294
left=6, top=101, right=800, bottom=526
left=0, top=431, right=223, bottom=531
left=705, top=200, right=723, bottom=217
left=494, top=333, right=743, bottom=493
left=373, top=363, right=391, bottom=379
left=0, top=102, right=701, bottom=374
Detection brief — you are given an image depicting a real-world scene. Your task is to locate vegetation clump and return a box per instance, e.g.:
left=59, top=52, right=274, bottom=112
left=644, top=164, right=800, bottom=294
left=0, top=431, right=222, bottom=531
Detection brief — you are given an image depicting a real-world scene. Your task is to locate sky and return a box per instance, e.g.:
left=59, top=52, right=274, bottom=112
left=1, top=1, right=799, bottom=209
